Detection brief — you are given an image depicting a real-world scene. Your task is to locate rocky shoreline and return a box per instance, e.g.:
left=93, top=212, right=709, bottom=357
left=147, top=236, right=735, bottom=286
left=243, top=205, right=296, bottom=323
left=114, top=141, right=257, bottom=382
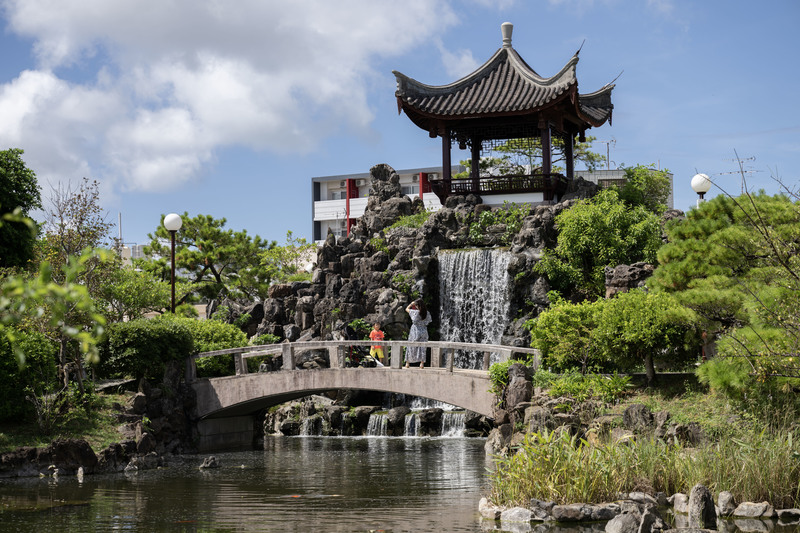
left=479, top=487, right=800, bottom=532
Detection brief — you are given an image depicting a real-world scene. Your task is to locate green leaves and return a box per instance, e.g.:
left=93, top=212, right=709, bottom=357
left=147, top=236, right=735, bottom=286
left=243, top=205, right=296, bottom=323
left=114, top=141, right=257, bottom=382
left=146, top=212, right=276, bottom=300
left=535, top=189, right=661, bottom=299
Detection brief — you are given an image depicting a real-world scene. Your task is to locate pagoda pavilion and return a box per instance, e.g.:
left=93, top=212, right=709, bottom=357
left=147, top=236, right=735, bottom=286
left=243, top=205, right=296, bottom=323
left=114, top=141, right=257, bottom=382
left=393, top=22, right=615, bottom=204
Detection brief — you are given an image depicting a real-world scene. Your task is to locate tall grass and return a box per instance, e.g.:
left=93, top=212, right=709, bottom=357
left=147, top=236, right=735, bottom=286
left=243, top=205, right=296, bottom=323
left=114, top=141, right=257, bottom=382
left=489, top=429, right=800, bottom=508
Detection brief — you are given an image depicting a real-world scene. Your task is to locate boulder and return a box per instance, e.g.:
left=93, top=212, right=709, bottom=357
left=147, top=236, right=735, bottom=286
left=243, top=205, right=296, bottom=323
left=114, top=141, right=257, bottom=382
left=733, top=501, right=775, bottom=518
left=622, top=404, right=654, bottom=431
left=688, top=483, right=716, bottom=529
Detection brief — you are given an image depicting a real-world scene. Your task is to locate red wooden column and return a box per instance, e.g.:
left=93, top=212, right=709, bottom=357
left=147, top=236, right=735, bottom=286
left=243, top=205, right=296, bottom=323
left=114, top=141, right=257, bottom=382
left=442, top=127, right=451, bottom=196
left=540, top=121, right=552, bottom=175
left=471, top=134, right=481, bottom=193
left=564, top=133, right=574, bottom=180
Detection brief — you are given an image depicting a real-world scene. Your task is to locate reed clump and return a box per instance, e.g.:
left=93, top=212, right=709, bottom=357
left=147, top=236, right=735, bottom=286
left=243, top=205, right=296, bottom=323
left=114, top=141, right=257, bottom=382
left=488, top=427, right=800, bottom=508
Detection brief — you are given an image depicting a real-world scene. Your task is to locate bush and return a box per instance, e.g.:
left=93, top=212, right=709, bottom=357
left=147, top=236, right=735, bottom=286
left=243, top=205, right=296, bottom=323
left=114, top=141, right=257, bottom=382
left=185, top=318, right=248, bottom=378
left=0, top=327, right=58, bottom=422
left=97, top=316, right=194, bottom=380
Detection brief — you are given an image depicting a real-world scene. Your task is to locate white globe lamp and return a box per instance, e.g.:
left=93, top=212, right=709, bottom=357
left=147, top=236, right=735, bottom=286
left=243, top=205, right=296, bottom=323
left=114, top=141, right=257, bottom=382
left=691, top=173, right=712, bottom=206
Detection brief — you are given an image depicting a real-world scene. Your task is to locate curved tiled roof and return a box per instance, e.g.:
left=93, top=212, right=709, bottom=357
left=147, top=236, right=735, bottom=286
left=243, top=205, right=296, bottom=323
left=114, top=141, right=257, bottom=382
left=393, top=36, right=614, bottom=132
left=394, top=47, right=579, bottom=118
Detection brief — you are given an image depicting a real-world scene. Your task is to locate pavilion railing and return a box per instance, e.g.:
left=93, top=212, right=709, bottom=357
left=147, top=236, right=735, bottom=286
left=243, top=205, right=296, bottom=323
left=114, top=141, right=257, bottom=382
left=428, top=172, right=569, bottom=201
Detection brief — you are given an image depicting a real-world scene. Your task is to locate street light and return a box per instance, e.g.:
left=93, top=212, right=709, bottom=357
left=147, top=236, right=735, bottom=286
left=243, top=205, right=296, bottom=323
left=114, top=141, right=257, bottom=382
left=163, top=213, right=182, bottom=313
left=691, top=173, right=712, bottom=207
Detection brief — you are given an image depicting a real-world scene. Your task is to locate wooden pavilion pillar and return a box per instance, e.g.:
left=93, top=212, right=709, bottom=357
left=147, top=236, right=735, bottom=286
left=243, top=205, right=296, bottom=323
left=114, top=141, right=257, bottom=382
left=471, top=134, right=481, bottom=192
left=540, top=121, right=552, bottom=175
left=442, top=127, right=452, bottom=191
left=564, top=133, right=574, bottom=180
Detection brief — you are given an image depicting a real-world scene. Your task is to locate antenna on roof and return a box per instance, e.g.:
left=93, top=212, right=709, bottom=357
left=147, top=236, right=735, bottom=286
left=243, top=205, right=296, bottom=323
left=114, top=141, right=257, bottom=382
left=576, top=39, right=586, bottom=56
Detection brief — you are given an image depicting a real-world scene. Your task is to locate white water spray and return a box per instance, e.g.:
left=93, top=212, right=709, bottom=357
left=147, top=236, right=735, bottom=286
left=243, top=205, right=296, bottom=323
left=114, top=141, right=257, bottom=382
left=438, top=249, right=512, bottom=369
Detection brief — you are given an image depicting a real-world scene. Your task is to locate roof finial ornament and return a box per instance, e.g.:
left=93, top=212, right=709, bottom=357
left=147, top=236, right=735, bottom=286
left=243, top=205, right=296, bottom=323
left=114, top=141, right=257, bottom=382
left=501, top=22, right=513, bottom=48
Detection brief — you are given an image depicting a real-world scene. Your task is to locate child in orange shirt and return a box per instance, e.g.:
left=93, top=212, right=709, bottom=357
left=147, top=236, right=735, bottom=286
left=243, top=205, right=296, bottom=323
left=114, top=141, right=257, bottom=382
left=369, top=322, right=385, bottom=365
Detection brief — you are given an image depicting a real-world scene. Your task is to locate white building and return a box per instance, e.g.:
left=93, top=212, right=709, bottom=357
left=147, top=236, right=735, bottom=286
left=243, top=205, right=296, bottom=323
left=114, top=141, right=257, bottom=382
left=311, top=166, right=463, bottom=242
left=311, top=166, right=672, bottom=242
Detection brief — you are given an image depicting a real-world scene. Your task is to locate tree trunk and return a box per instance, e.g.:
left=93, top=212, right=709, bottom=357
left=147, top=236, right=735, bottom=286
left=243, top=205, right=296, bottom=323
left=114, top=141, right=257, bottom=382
left=644, top=352, right=656, bottom=386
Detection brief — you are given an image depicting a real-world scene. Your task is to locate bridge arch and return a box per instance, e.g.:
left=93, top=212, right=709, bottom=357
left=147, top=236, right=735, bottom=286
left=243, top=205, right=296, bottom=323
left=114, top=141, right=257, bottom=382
left=191, top=367, right=497, bottom=420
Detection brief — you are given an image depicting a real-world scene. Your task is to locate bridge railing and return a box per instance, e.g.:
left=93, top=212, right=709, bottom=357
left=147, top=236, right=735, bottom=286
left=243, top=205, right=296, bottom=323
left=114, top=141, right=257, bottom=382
left=185, top=340, right=539, bottom=383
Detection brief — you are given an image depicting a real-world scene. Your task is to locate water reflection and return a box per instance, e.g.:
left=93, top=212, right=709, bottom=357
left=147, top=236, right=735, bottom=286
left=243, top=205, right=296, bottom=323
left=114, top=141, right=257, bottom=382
left=3, top=438, right=791, bottom=532
left=0, top=437, right=494, bottom=532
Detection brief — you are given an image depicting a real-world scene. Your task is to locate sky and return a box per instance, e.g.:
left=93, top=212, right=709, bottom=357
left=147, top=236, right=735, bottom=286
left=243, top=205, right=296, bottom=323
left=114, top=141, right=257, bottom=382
left=1, top=0, right=798, bottom=246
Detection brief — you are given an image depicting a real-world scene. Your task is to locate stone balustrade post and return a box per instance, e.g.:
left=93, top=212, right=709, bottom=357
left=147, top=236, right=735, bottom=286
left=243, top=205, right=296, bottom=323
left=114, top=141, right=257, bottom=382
left=446, top=349, right=454, bottom=372
left=234, top=353, right=247, bottom=375
left=482, top=352, right=491, bottom=371
left=281, top=343, right=295, bottom=371
left=431, top=345, right=442, bottom=368
left=328, top=346, right=340, bottom=369
left=390, top=342, right=402, bottom=369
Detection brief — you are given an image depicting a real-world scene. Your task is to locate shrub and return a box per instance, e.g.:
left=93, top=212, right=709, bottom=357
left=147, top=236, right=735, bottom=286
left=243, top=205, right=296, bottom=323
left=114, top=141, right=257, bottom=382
left=185, top=318, right=248, bottom=378
left=0, top=327, right=58, bottom=422
left=97, top=316, right=194, bottom=380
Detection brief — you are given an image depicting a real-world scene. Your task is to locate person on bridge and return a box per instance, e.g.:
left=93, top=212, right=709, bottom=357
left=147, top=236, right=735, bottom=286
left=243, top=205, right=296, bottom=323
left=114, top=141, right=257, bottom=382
left=405, top=299, right=432, bottom=369
left=369, top=322, right=385, bottom=364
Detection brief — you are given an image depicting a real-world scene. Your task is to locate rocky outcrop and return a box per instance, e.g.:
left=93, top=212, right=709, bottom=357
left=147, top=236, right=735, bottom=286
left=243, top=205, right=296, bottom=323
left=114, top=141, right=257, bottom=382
left=207, top=163, right=610, bottom=357
left=604, top=262, right=654, bottom=298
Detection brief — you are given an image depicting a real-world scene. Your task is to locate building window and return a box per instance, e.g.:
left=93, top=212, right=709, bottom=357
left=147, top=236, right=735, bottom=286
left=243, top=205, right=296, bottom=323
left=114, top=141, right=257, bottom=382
left=330, top=190, right=346, bottom=200
left=401, top=185, right=419, bottom=195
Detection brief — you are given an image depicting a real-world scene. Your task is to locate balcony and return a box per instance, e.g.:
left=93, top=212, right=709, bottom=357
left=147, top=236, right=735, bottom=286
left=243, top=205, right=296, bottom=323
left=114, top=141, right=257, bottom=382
left=428, top=173, right=570, bottom=202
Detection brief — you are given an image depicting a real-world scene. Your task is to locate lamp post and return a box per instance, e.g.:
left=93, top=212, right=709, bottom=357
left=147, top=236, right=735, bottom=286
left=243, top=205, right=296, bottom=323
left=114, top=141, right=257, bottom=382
left=691, top=173, right=712, bottom=207
left=163, top=213, right=182, bottom=313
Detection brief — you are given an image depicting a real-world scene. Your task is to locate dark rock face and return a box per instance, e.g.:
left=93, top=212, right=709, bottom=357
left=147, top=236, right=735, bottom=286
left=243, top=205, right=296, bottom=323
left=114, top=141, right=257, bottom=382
left=604, top=262, right=654, bottom=298
left=203, top=162, right=612, bottom=360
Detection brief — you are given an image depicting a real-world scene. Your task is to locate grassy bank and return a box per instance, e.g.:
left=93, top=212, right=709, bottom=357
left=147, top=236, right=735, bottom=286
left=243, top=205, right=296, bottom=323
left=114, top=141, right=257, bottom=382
left=489, top=386, right=800, bottom=509
left=0, top=392, right=128, bottom=454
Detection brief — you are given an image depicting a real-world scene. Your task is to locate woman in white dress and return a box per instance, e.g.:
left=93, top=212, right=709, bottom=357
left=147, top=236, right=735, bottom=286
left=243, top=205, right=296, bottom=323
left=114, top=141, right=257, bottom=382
left=405, top=299, right=432, bottom=369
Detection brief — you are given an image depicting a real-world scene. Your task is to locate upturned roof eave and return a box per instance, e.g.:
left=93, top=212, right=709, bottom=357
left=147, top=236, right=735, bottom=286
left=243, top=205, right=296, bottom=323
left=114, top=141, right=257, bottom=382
left=393, top=47, right=579, bottom=100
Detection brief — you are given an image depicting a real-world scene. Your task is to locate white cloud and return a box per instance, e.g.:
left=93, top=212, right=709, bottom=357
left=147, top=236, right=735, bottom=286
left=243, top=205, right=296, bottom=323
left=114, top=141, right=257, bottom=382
left=0, top=0, right=459, bottom=193
left=438, top=43, right=482, bottom=80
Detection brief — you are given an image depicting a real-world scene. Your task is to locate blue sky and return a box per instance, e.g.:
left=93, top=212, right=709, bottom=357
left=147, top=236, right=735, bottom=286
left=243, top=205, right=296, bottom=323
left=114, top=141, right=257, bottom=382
left=1, top=0, right=798, bottom=246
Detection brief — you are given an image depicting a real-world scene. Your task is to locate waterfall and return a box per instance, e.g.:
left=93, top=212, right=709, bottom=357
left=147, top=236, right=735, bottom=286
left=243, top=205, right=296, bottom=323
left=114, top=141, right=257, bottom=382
left=300, top=416, right=322, bottom=436
left=440, top=411, right=466, bottom=437
left=404, top=413, right=417, bottom=437
left=438, top=248, right=512, bottom=369
left=366, top=414, right=388, bottom=436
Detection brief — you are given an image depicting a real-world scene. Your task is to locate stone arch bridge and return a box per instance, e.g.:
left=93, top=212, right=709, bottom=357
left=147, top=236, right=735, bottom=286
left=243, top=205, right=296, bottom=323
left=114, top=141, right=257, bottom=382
left=185, top=340, right=538, bottom=451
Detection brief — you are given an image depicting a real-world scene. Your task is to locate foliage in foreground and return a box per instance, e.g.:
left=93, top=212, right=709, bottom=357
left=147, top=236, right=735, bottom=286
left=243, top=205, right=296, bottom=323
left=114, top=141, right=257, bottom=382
left=527, top=290, right=699, bottom=381
left=534, top=188, right=662, bottom=299
left=489, top=428, right=800, bottom=509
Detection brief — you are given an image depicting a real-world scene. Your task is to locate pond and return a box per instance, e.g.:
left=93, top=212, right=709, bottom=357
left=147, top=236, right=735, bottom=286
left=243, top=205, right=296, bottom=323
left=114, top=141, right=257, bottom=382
left=0, top=437, right=499, bottom=532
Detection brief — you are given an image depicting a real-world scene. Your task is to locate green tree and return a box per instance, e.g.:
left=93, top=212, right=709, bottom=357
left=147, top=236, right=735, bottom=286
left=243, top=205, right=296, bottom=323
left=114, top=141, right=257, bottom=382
left=650, top=190, right=800, bottom=388
left=259, top=230, right=315, bottom=284
left=454, top=136, right=606, bottom=178
left=145, top=213, right=276, bottom=301
left=0, top=148, right=42, bottom=268
left=594, top=289, right=699, bottom=384
left=96, top=266, right=172, bottom=322
left=527, top=293, right=605, bottom=373
left=534, top=188, right=662, bottom=299
left=616, top=164, right=672, bottom=214
left=0, top=250, right=107, bottom=391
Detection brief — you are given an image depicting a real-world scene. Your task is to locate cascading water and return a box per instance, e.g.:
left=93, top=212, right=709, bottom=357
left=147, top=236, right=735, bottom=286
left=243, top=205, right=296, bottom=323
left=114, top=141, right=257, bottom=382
left=300, top=416, right=322, bottom=436
left=438, top=248, right=512, bottom=369
left=440, top=411, right=466, bottom=437
left=404, top=413, right=418, bottom=437
left=366, top=414, right=388, bottom=436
